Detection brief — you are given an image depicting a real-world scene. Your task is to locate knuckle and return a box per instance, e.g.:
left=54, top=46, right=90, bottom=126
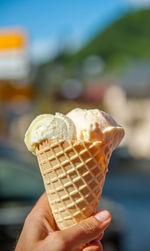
left=24, top=211, right=32, bottom=225
left=34, top=208, right=45, bottom=218
left=25, top=208, right=44, bottom=225
left=79, top=217, right=100, bottom=235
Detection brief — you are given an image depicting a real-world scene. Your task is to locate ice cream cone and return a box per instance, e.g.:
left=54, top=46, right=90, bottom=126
left=35, top=139, right=112, bottom=230
left=24, top=108, right=124, bottom=231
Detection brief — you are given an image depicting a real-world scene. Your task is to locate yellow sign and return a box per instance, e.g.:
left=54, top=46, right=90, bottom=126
left=0, top=30, right=26, bottom=50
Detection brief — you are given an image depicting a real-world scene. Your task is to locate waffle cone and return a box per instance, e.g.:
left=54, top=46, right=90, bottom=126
left=35, top=139, right=111, bottom=230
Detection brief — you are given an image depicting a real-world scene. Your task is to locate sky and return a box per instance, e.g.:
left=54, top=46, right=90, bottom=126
left=0, top=0, right=149, bottom=63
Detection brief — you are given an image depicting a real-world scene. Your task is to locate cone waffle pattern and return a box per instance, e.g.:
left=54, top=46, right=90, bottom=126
left=36, top=139, right=112, bottom=230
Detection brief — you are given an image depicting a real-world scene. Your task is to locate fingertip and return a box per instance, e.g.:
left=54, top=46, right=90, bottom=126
left=82, top=240, right=103, bottom=251
left=96, top=231, right=104, bottom=241
left=94, top=210, right=111, bottom=223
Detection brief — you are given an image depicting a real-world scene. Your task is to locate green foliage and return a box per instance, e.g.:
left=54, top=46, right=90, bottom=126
left=69, top=9, right=150, bottom=70
left=37, top=9, right=150, bottom=84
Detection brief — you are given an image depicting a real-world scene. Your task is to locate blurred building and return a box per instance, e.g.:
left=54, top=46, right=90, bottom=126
left=0, top=29, right=35, bottom=140
left=103, top=85, right=150, bottom=159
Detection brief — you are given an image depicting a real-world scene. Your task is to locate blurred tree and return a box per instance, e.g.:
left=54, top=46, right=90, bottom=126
left=36, top=9, right=150, bottom=97
left=70, top=9, right=150, bottom=71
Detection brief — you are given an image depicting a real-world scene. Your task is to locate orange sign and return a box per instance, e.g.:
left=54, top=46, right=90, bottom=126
left=0, top=30, right=26, bottom=50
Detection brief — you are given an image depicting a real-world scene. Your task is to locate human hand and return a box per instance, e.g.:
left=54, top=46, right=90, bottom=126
left=15, top=193, right=111, bottom=251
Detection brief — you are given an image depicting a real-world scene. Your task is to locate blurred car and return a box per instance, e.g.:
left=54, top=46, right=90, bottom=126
left=0, top=142, right=125, bottom=251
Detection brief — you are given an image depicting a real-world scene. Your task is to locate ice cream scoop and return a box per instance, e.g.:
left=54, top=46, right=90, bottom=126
left=67, top=108, right=124, bottom=148
left=24, top=113, right=75, bottom=153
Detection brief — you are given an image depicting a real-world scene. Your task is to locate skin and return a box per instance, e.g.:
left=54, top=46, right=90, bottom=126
left=15, top=193, right=111, bottom=251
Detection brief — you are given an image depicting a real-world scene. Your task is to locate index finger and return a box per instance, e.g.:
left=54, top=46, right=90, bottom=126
left=33, top=192, right=56, bottom=231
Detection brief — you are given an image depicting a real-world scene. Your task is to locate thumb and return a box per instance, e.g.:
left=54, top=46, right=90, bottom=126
left=60, top=210, right=111, bottom=250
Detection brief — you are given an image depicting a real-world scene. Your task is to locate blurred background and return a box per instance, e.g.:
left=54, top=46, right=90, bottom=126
left=0, top=0, right=150, bottom=250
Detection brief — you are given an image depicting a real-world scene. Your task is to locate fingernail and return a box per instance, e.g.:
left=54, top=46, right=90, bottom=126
left=94, top=210, right=110, bottom=222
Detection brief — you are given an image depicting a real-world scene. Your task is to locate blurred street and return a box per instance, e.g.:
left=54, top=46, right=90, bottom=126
left=103, top=169, right=150, bottom=251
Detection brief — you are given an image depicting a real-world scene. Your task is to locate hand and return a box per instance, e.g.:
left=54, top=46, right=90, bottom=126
left=15, top=193, right=111, bottom=251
